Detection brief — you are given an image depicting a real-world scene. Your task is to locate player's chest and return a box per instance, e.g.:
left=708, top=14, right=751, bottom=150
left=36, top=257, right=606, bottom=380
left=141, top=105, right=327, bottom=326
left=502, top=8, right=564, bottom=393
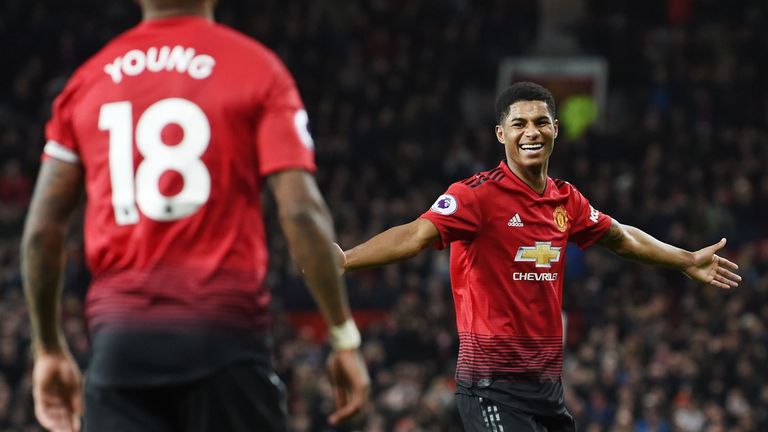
left=479, top=200, right=571, bottom=251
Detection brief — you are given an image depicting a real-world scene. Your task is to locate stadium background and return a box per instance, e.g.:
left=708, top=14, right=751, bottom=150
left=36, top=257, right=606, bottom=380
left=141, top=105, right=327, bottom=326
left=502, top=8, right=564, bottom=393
left=1, top=0, right=767, bottom=430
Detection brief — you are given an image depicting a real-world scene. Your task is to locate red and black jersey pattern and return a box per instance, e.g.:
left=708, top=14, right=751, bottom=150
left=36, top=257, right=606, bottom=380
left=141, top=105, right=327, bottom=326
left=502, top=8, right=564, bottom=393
left=43, top=16, right=314, bottom=333
left=86, top=266, right=271, bottom=333
left=421, top=161, right=612, bottom=395
left=456, top=332, right=563, bottom=384
left=42, top=15, right=315, bottom=386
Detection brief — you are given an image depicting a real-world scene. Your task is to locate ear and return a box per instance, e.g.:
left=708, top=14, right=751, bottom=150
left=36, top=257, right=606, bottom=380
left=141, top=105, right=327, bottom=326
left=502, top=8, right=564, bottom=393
left=553, top=119, right=559, bottom=139
left=495, top=124, right=505, bottom=144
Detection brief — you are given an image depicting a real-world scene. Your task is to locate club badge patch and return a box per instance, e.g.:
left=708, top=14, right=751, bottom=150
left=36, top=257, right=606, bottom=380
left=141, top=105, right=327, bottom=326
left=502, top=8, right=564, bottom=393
left=431, top=194, right=458, bottom=215
left=553, top=206, right=569, bottom=232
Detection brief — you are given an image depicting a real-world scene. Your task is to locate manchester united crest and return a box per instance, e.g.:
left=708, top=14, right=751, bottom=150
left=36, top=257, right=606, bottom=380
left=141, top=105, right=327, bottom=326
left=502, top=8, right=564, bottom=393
left=553, top=206, right=569, bottom=232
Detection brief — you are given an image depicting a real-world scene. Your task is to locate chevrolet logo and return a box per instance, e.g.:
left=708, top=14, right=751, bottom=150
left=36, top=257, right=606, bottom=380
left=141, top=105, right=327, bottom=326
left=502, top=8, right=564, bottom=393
left=514, top=242, right=562, bottom=268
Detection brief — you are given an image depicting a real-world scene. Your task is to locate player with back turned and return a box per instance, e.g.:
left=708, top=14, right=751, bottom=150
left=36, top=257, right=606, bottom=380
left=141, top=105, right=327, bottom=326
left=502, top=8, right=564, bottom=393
left=21, top=0, right=369, bottom=431
left=335, top=82, right=741, bottom=431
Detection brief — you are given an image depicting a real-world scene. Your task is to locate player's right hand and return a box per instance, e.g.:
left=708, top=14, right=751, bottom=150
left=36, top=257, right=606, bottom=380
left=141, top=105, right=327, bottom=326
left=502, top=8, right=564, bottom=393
left=326, top=348, right=370, bottom=425
left=332, top=242, right=348, bottom=275
left=32, top=350, right=83, bottom=432
left=683, top=238, right=741, bottom=289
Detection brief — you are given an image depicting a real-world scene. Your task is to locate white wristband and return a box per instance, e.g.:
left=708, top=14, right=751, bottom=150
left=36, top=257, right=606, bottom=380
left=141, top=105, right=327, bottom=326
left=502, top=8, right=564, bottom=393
left=329, top=319, right=361, bottom=350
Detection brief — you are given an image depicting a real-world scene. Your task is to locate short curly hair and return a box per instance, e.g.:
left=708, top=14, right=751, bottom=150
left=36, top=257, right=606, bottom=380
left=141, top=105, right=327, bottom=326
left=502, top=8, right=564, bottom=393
left=495, top=82, right=556, bottom=124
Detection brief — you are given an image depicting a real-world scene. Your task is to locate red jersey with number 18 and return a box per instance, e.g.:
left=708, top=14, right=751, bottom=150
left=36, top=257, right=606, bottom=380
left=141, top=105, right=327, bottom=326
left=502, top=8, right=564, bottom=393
left=420, top=161, right=611, bottom=409
left=43, top=16, right=314, bottom=384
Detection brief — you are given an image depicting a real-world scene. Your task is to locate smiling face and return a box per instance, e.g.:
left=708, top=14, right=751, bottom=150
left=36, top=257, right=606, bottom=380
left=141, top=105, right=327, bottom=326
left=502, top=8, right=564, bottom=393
left=495, top=100, right=558, bottom=174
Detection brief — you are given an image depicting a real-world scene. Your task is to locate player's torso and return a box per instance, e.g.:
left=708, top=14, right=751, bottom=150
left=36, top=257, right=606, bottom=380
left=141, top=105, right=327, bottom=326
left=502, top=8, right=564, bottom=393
left=451, top=170, right=573, bottom=338
left=437, top=163, right=609, bottom=396
left=70, top=18, right=268, bottom=276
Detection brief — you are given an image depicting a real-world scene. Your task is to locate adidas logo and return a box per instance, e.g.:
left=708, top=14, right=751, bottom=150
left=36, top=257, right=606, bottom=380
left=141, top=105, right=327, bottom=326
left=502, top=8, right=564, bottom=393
left=508, top=213, right=524, bottom=227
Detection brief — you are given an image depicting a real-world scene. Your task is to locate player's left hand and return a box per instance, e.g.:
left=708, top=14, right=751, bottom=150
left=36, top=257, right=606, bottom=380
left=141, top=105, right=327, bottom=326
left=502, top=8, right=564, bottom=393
left=683, top=238, right=741, bottom=289
left=326, top=348, right=370, bottom=425
left=32, top=349, right=83, bottom=432
left=331, top=242, right=347, bottom=275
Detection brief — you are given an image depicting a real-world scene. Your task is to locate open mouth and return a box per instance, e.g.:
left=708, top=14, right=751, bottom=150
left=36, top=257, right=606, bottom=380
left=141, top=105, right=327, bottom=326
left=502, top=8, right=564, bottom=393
left=519, top=143, right=544, bottom=152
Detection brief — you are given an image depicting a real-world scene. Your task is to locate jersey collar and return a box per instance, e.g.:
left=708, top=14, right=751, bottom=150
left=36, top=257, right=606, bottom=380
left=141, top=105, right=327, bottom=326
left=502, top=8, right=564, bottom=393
left=498, top=160, right=551, bottom=198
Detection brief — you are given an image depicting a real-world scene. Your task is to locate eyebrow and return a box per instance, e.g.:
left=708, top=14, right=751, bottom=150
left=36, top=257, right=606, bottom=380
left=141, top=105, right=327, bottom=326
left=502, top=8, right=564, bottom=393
left=509, top=116, right=551, bottom=123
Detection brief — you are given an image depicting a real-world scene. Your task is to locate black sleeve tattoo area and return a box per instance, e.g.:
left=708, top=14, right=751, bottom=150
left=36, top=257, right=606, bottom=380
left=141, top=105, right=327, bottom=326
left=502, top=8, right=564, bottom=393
left=596, top=218, right=625, bottom=250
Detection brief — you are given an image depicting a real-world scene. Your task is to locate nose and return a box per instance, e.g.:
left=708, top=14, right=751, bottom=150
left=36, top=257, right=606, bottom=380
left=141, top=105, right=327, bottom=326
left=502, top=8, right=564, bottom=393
left=524, top=123, right=541, bottom=139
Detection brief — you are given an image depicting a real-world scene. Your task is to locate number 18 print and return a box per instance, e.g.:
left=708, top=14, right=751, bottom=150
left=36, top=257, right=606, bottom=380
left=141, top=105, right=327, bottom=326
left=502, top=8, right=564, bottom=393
left=98, top=98, right=211, bottom=225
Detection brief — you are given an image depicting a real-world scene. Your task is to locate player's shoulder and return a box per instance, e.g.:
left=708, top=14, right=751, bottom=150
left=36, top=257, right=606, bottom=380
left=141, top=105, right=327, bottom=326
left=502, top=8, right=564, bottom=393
left=455, top=165, right=506, bottom=191
left=207, top=22, right=286, bottom=68
left=62, top=20, right=286, bottom=96
left=94, top=20, right=280, bottom=68
left=550, top=177, right=589, bottom=201
left=209, top=22, right=269, bottom=51
left=60, top=26, right=142, bottom=87
left=551, top=177, right=572, bottom=191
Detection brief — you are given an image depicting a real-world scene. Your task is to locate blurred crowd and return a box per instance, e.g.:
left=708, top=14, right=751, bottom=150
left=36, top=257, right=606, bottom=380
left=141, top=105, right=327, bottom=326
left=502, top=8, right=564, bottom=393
left=1, top=0, right=767, bottom=431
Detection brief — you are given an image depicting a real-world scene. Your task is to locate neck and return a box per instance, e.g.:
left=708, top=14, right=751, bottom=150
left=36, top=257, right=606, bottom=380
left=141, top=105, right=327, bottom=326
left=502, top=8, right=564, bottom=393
left=143, top=4, right=213, bottom=21
left=506, top=159, right=548, bottom=194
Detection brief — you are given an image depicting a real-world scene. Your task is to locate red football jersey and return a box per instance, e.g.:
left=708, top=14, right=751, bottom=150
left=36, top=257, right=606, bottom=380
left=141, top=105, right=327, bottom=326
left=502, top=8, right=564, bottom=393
left=43, top=16, right=315, bottom=334
left=421, top=161, right=611, bottom=386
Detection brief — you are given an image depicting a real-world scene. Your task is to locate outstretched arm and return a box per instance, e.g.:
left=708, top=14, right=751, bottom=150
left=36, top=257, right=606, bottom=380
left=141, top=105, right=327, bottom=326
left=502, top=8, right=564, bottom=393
left=596, top=218, right=741, bottom=289
left=340, top=218, right=440, bottom=273
left=267, top=169, right=369, bottom=425
left=22, top=158, right=85, bottom=432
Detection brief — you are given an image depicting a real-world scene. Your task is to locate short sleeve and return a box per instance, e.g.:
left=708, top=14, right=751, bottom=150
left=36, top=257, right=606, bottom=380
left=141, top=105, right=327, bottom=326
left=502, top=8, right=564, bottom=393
left=43, top=77, right=81, bottom=164
left=568, top=184, right=612, bottom=249
left=419, top=182, right=482, bottom=250
left=254, top=58, right=316, bottom=176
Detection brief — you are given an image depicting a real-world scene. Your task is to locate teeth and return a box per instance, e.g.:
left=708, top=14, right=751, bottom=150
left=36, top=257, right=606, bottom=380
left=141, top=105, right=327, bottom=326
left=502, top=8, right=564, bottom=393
left=520, top=144, right=543, bottom=150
